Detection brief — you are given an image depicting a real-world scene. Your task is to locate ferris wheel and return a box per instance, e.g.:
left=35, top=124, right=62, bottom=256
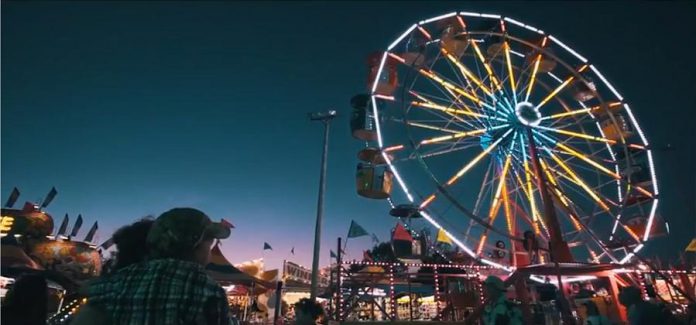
left=351, top=12, right=661, bottom=270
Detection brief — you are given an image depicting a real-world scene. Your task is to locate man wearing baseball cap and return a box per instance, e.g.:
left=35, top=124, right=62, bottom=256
left=77, top=208, right=232, bottom=325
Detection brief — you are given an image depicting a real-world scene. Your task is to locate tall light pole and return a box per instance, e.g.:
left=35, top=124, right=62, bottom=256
left=309, top=109, right=337, bottom=301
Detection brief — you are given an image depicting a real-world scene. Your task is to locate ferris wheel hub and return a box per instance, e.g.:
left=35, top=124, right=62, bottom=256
left=515, top=101, right=542, bottom=127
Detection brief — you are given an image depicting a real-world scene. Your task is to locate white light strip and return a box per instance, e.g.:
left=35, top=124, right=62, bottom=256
left=622, top=104, right=648, bottom=145
left=509, top=49, right=525, bottom=58
left=371, top=52, right=388, bottom=94
left=646, top=151, right=659, bottom=195
left=388, top=24, right=417, bottom=51
left=374, top=98, right=414, bottom=203
left=610, top=213, right=622, bottom=241
left=590, top=65, right=623, bottom=100
left=481, top=13, right=501, bottom=19
left=549, top=35, right=588, bottom=63
left=459, top=11, right=482, bottom=17
left=529, top=275, right=546, bottom=283
left=633, top=244, right=645, bottom=253
left=620, top=253, right=635, bottom=264
left=419, top=12, right=457, bottom=25
left=371, top=96, right=384, bottom=148
left=548, top=72, right=564, bottom=83
left=503, top=17, right=525, bottom=28
left=643, top=199, right=659, bottom=241
left=524, top=25, right=542, bottom=34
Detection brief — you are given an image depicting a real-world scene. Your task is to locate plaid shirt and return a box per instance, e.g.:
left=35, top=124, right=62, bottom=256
left=86, top=258, right=229, bottom=325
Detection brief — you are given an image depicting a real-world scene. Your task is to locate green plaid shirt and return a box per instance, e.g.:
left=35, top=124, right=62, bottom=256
left=86, top=258, right=229, bottom=325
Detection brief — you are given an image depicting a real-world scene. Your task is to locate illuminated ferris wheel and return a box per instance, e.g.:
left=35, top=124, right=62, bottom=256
left=351, top=11, right=661, bottom=270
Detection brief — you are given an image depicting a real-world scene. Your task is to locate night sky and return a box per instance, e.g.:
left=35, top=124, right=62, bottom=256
left=2, top=1, right=695, bottom=270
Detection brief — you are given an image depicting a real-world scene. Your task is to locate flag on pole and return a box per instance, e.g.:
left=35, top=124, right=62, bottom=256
left=41, top=187, right=58, bottom=208
left=70, top=214, right=83, bottom=237
left=393, top=223, right=413, bottom=241
left=57, top=214, right=69, bottom=236
left=347, top=220, right=369, bottom=238
left=100, top=237, right=115, bottom=250
left=220, top=218, right=235, bottom=229
left=436, top=228, right=452, bottom=245
left=685, top=238, right=696, bottom=252
left=363, top=250, right=373, bottom=262
left=330, top=250, right=337, bottom=259
left=263, top=242, right=273, bottom=250
left=291, top=247, right=295, bottom=255
left=84, top=222, right=99, bottom=242
left=371, top=233, right=380, bottom=244
left=4, top=187, right=20, bottom=208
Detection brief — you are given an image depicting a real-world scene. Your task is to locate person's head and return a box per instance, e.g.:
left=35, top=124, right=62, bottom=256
left=294, top=298, right=325, bottom=325
left=146, top=207, right=231, bottom=265
left=583, top=301, right=600, bottom=316
left=483, top=275, right=507, bottom=300
left=618, top=286, right=642, bottom=307
left=5, top=274, right=47, bottom=314
left=112, top=217, right=155, bottom=270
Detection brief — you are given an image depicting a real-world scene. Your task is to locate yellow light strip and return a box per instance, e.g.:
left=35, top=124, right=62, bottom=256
left=555, top=142, right=621, bottom=179
left=469, top=40, right=502, bottom=91
left=535, top=76, right=575, bottom=110
left=420, top=194, right=436, bottom=209
left=540, top=159, right=582, bottom=231
left=441, top=48, right=493, bottom=97
left=405, top=121, right=461, bottom=134
left=524, top=161, right=545, bottom=236
left=537, top=126, right=616, bottom=144
left=476, top=156, right=512, bottom=255
left=418, top=69, right=483, bottom=105
left=502, top=181, right=514, bottom=238
left=548, top=151, right=611, bottom=211
left=383, top=145, right=404, bottom=153
left=411, top=100, right=489, bottom=119
left=525, top=54, right=542, bottom=101
left=504, top=41, right=516, bottom=92
left=544, top=102, right=622, bottom=120
left=445, top=130, right=512, bottom=186
left=420, top=128, right=488, bottom=145
left=513, top=172, right=544, bottom=236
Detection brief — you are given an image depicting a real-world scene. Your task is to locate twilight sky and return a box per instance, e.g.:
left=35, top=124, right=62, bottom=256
left=2, top=1, right=695, bottom=271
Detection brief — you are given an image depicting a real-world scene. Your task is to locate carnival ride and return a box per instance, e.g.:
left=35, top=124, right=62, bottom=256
left=351, top=11, right=663, bottom=272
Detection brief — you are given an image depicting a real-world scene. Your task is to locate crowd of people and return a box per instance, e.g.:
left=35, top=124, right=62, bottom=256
left=2, top=207, right=695, bottom=324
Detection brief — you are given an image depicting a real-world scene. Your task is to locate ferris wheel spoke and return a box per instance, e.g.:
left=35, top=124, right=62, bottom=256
left=469, top=39, right=503, bottom=92
left=521, top=37, right=549, bottom=102
left=441, top=48, right=494, bottom=97
left=445, top=129, right=513, bottom=186
left=504, top=41, right=518, bottom=100
left=534, top=69, right=582, bottom=112
left=476, top=154, right=513, bottom=255
left=541, top=101, right=622, bottom=123
left=463, top=160, right=496, bottom=241
left=418, top=124, right=508, bottom=146
left=535, top=125, right=616, bottom=145
left=403, top=120, right=463, bottom=134
left=544, top=149, right=612, bottom=212
left=418, top=68, right=493, bottom=110
left=407, top=92, right=484, bottom=130
left=535, top=131, right=620, bottom=180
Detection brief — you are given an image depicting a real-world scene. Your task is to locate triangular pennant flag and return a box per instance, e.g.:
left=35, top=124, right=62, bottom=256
left=291, top=247, right=295, bottom=255
left=347, top=220, right=369, bottom=238
left=263, top=242, right=273, bottom=250
left=685, top=238, right=696, bottom=252
left=371, top=233, right=380, bottom=244
left=70, top=214, right=83, bottom=237
left=330, top=250, right=337, bottom=258
left=221, top=218, right=235, bottom=229
left=100, top=237, right=115, bottom=250
left=393, top=223, right=413, bottom=242
left=41, top=187, right=58, bottom=208
left=84, top=222, right=98, bottom=242
left=436, top=228, right=452, bottom=245
left=57, top=214, right=69, bottom=236
left=4, top=187, right=20, bottom=208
